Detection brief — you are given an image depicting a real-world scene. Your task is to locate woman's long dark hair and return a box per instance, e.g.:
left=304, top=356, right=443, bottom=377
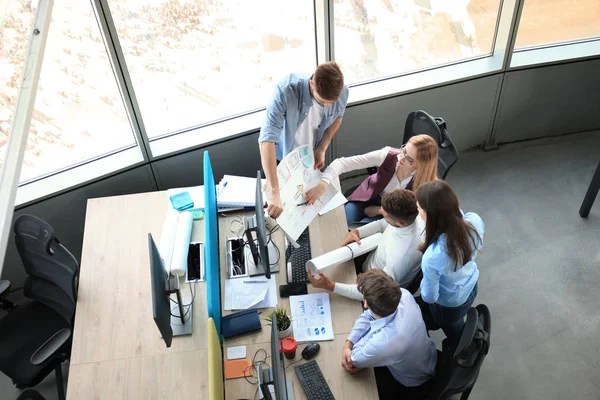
left=416, top=180, right=481, bottom=271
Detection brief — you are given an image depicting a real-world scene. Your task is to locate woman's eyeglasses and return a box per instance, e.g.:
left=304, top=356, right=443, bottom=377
left=400, top=145, right=416, bottom=166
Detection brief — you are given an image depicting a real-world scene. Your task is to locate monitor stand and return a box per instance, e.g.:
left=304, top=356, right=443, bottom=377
left=258, top=366, right=295, bottom=400
left=163, top=275, right=193, bottom=338
left=243, top=215, right=280, bottom=276
left=169, top=294, right=193, bottom=337
left=245, top=241, right=279, bottom=276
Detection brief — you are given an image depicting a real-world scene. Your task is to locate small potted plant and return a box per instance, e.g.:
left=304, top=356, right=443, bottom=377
left=265, top=307, right=292, bottom=338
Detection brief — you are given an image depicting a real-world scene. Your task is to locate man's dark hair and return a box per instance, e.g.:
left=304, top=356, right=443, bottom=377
left=381, top=189, right=418, bottom=225
left=313, top=62, right=344, bottom=101
left=357, top=269, right=401, bottom=317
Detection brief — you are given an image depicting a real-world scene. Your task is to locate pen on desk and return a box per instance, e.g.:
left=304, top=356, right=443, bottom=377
left=243, top=280, right=268, bottom=284
left=297, top=201, right=309, bottom=206
left=217, top=181, right=228, bottom=197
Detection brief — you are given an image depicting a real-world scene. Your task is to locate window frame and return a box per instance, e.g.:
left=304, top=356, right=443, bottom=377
left=10, top=0, right=600, bottom=208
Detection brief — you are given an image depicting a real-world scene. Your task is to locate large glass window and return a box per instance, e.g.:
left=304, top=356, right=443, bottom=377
left=515, top=0, right=600, bottom=49
left=0, top=0, right=136, bottom=183
left=108, top=0, right=317, bottom=139
left=334, top=0, right=502, bottom=85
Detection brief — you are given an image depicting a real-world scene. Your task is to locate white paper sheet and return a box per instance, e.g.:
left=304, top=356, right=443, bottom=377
left=169, top=211, right=194, bottom=277
left=318, top=191, right=348, bottom=216
left=306, top=232, right=383, bottom=274
left=290, top=293, right=334, bottom=343
left=224, top=277, right=278, bottom=310
left=274, top=145, right=340, bottom=241
left=217, top=175, right=268, bottom=207
left=167, top=185, right=205, bottom=210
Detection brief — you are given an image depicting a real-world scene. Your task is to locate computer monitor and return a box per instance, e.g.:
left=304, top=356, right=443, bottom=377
left=245, top=170, right=271, bottom=278
left=260, top=311, right=288, bottom=400
left=148, top=233, right=174, bottom=348
left=148, top=233, right=192, bottom=348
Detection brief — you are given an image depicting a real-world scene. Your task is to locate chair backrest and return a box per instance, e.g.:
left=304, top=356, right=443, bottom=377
left=13, top=215, right=79, bottom=324
left=402, top=110, right=459, bottom=180
left=17, top=389, right=47, bottom=400
left=429, top=304, right=491, bottom=400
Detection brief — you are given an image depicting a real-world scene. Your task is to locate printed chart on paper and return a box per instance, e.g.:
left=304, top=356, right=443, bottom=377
left=275, top=145, right=339, bottom=241
left=289, top=292, right=335, bottom=343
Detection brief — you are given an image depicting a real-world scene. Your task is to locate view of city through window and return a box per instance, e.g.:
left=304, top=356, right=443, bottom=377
left=0, top=0, right=599, bottom=184
left=0, top=0, right=135, bottom=183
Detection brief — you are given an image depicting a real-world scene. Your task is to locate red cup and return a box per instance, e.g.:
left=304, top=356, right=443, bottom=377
left=281, top=337, right=298, bottom=360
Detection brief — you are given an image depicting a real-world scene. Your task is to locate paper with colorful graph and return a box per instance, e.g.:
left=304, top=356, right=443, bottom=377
left=274, top=145, right=339, bottom=241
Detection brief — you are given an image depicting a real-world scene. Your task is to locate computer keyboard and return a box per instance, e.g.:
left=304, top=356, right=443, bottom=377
left=286, top=229, right=312, bottom=283
left=295, top=360, right=335, bottom=400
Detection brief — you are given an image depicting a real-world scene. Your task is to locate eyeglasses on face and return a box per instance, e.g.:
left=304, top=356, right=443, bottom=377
left=400, top=145, right=416, bottom=166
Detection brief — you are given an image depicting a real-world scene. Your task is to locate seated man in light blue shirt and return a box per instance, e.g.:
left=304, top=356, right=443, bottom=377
left=343, top=269, right=437, bottom=393
left=259, top=62, right=349, bottom=218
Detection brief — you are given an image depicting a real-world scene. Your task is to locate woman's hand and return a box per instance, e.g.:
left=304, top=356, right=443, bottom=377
left=364, top=205, right=381, bottom=218
left=305, top=181, right=328, bottom=205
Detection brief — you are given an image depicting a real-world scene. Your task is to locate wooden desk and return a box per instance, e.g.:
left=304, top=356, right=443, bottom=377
left=225, top=336, right=376, bottom=400
left=219, top=197, right=378, bottom=398
left=66, top=192, right=209, bottom=400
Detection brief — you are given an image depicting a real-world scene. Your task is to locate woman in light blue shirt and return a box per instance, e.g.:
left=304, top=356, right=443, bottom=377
left=415, top=180, right=484, bottom=343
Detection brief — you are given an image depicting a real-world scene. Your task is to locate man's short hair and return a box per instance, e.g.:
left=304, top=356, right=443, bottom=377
left=313, top=62, right=344, bottom=101
left=381, top=189, right=418, bottom=225
left=357, top=269, right=401, bottom=317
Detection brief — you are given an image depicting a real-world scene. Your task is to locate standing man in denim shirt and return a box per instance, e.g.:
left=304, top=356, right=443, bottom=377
left=259, top=62, right=349, bottom=218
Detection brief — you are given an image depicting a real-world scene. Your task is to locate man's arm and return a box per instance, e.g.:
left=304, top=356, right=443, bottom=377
left=356, top=218, right=388, bottom=239
left=351, top=339, right=389, bottom=369
left=314, top=117, right=343, bottom=169
left=260, top=142, right=283, bottom=218
left=347, top=310, right=373, bottom=345
left=259, top=85, right=287, bottom=218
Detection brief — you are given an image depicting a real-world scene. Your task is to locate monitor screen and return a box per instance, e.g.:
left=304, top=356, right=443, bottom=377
left=255, top=170, right=271, bottom=278
left=270, top=311, right=288, bottom=399
left=148, top=233, right=173, bottom=348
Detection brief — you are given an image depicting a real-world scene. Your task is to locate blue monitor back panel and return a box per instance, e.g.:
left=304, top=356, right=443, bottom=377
left=203, top=151, right=221, bottom=336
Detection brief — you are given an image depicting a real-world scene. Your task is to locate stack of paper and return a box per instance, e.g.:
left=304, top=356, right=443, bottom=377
left=224, top=277, right=278, bottom=310
left=274, top=146, right=341, bottom=241
left=290, top=293, right=334, bottom=343
left=217, top=175, right=267, bottom=208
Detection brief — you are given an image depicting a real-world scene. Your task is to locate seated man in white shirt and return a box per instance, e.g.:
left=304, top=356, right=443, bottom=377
left=342, top=270, right=437, bottom=397
left=308, top=189, right=425, bottom=300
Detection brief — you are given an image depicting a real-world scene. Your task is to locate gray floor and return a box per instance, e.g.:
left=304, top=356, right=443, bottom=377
left=2, top=131, right=600, bottom=399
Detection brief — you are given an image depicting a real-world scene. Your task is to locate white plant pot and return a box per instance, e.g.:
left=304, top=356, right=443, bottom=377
left=278, top=324, right=292, bottom=338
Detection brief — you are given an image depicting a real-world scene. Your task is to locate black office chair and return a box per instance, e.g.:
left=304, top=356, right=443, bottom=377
left=427, top=304, right=491, bottom=400
left=17, top=389, right=47, bottom=400
left=403, top=110, right=459, bottom=180
left=0, top=215, right=79, bottom=400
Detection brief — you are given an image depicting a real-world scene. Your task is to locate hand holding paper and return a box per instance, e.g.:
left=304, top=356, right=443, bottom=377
left=306, top=232, right=383, bottom=274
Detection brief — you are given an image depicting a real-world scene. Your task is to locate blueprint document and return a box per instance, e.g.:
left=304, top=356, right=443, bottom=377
left=289, top=293, right=334, bottom=343
left=275, top=145, right=339, bottom=241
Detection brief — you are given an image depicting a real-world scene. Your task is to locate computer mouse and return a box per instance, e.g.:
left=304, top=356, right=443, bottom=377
left=301, top=343, right=321, bottom=360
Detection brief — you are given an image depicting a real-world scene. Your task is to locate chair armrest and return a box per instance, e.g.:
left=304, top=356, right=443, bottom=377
left=30, top=328, right=71, bottom=366
left=0, top=280, right=10, bottom=296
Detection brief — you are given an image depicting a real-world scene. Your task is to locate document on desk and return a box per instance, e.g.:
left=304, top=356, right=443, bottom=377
left=274, top=145, right=340, bottom=241
left=224, top=277, right=278, bottom=310
left=290, top=293, right=334, bottom=343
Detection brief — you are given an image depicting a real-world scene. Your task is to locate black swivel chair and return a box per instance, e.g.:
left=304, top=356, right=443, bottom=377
left=403, top=110, right=459, bottom=180
left=17, top=389, right=47, bottom=400
left=0, top=215, right=79, bottom=400
left=427, top=304, right=492, bottom=400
